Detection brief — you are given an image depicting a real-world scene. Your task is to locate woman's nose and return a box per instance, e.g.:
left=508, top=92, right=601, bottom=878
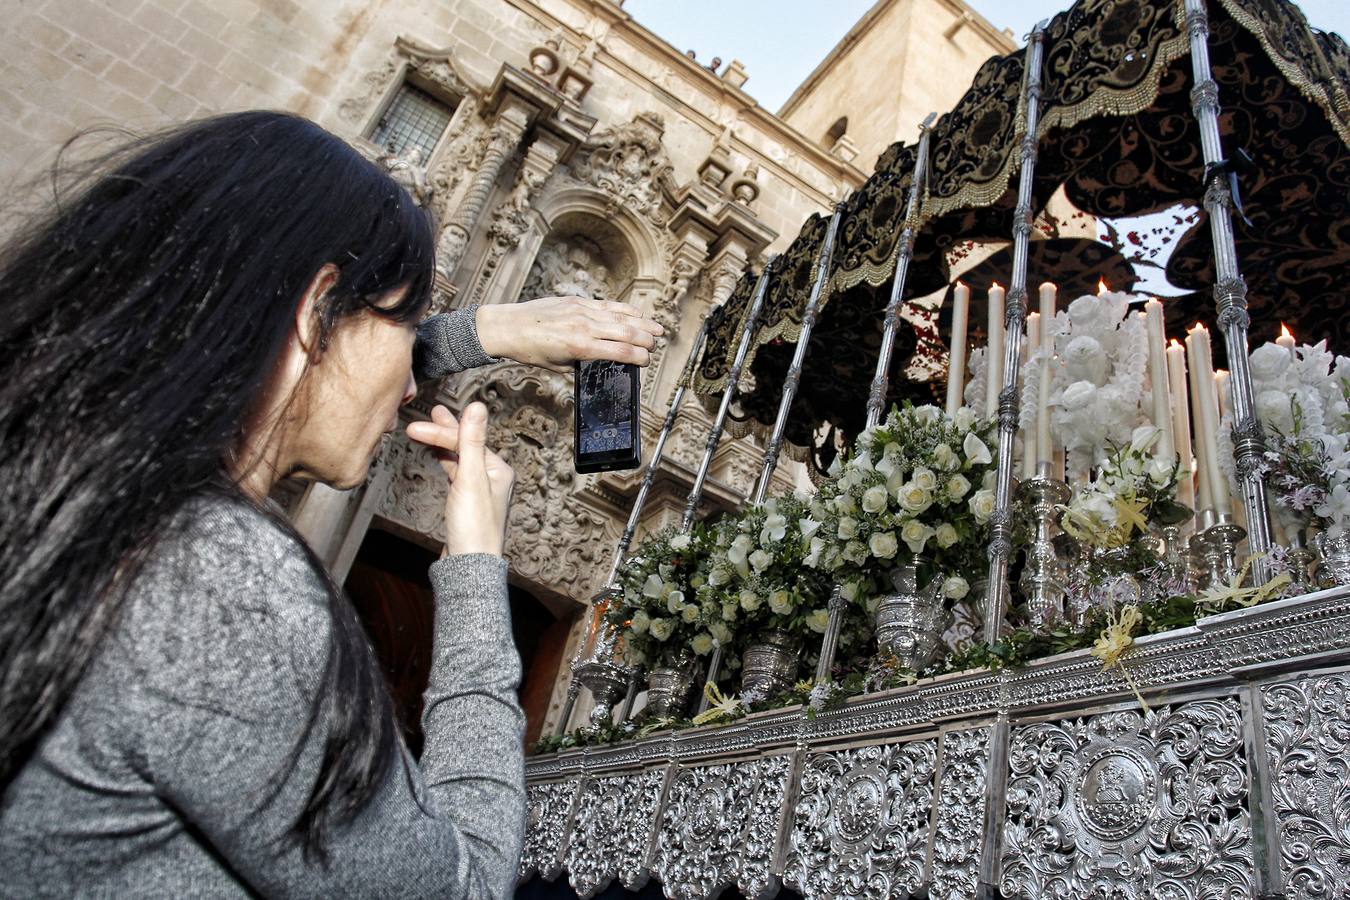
left=401, top=370, right=417, bottom=406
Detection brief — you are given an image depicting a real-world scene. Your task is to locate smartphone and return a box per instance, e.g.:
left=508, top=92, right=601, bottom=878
left=574, top=359, right=642, bottom=473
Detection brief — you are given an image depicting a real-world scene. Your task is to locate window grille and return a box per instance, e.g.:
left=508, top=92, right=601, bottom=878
left=370, top=83, right=455, bottom=159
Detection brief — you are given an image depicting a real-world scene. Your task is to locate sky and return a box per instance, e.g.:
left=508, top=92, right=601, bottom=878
left=623, top=0, right=1350, bottom=296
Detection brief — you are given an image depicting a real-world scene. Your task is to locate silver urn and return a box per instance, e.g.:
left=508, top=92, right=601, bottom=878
left=645, top=651, right=697, bottom=718
left=1314, top=530, right=1350, bottom=588
left=740, top=628, right=800, bottom=698
left=873, top=558, right=951, bottom=672
left=572, top=659, right=629, bottom=730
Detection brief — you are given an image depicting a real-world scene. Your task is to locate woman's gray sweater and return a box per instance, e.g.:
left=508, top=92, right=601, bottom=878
left=0, top=308, right=522, bottom=898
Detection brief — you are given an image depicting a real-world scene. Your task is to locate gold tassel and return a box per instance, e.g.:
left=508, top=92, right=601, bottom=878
left=1090, top=604, right=1151, bottom=714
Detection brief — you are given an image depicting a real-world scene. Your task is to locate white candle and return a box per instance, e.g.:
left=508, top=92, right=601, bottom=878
left=1214, top=369, right=1247, bottom=534
left=1144, top=299, right=1175, bottom=461
left=1276, top=323, right=1295, bottom=353
left=984, top=283, right=1005, bottom=419
left=1186, top=331, right=1214, bottom=514
left=1036, top=283, right=1056, bottom=468
left=1167, top=340, right=1196, bottom=512
left=1022, top=312, right=1040, bottom=479
left=1187, top=324, right=1231, bottom=516
left=946, top=282, right=970, bottom=417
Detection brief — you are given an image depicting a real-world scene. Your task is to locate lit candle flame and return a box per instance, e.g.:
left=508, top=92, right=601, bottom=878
left=1169, top=338, right=1183, bottom=348
left=1097, top=278, right=1109, bottom=295
left=1280, top=323, right=1294, bottom=340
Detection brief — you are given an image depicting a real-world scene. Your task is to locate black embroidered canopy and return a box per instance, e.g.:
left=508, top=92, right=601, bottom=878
left=694, top=0, right=1350, bottom=475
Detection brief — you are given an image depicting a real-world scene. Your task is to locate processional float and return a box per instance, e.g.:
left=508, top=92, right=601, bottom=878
left=527, top=1, right=1350, bottom=896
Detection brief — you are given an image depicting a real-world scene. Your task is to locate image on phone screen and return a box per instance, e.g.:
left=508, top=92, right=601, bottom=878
left=575, top=359, right=641, bottom=472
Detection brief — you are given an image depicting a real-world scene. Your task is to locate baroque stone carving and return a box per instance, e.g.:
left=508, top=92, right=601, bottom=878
left=1000, top=699, right=1254, bottom=899
left=655, top=755, right=791, bottom=900
left=519, top=779, right=579, bottom=881
left=569, top=112, right=675, bottom=227
left=521, top=233, right=625, bottom=304
left=783, top=740, right=938, bottom=900
left=563, top=769, right=665, bottom=897
left=1262, top=672, right=1350, bottom=899
left=929, top=727, right=993, bottom=900
left=376, top=145, right=431, bottom=206
left=339, top=37, right=475, bottom=126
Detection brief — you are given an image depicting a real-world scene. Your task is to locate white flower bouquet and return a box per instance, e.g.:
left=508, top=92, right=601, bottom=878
left=607, top=525, right=713, bottom=668
left=699, top=495, right=833, bottom=654
left=1229, top=340, right=1350, bottom=537
left=1060, top=426, right=1186, bottom=550
left=803, top=403, right=999, bottom=606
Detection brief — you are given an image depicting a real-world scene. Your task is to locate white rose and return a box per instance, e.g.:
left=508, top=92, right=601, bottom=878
left=708, top=565, right=731, bottom=587
left=1250, top=341, right=1293, bottom=383
left=970, top=489, right=996, bottom=524
left=1256, top=389, right=1294, bottom=434
left=670, top=533, right=692, bottom=551
left=1067, top=294, right=1111, bottom=331
left=962, top=432, right=993, bottom=466
left=911, top=466, right=938, bottom=491
left=767, top=590, right=794, bottom=615
left=631, top=609, right=651, bottom=633
left=840, top=581, right=860, bottom=602
left=1060, top=380, right=1097, bottom=411
left=869, top=531, right=899, bottom=559
left=897, top=482, right=933, bottom=514
left=946, top=474, right=971, bottom=501
left=941, top=575, right=970, bottom=600
left=739, top=589, right=761, bottom=611
left=806, top=609, right=831, bottom=633
left=833, top=493, right=857, bottom=515
left=935, top=523, right=959, bottom=549
left=680, top=603, right=700, bottom=624
left=901, top=520, right=935, bottom=554
left=691, top=633, right=714, bottom=656
left=913, top=404, right=942, bottom=424
left=721, top=601, right=739, bottom=622
left=649, top=617, right=674, bottom=641
left=953, top=406, right=977, bottom=431
left=837, top=517, right=859, bottom=539
left=709, top=622, right=732, bottom=645
left=862, top=484, right=890, bottom=514
left=932, top=443, right=959, bottom=472
left=749, top=549, right=773, bottom=573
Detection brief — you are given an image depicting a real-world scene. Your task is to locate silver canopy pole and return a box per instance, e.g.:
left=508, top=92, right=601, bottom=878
left=982, top=21, right=1048, bottom=646
left=686, top=260, right=777, bottom=712
left=749, top=204, right=845, bottom=506
left=813, top=113, right=938, bottom=685
left=1182, top=0, right=1273, bottom=585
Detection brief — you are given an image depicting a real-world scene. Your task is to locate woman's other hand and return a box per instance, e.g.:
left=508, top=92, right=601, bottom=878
left=474, top=296, right=664, bottom=373
left=405, top=403, right=514, bottom=557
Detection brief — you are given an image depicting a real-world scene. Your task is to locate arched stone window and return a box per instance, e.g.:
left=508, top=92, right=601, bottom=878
left=825, top=115, right=849, bottom=148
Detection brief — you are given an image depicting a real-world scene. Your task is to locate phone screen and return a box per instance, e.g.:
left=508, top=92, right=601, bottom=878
left=574, top=359, right=641, bottom=473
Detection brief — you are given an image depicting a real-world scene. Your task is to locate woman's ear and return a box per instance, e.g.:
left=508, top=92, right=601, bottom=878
left=294, top=263, right=340, bottom=362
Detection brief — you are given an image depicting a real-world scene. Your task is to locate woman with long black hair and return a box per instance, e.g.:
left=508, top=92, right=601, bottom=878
left=0, top=110, right=662, bottom=897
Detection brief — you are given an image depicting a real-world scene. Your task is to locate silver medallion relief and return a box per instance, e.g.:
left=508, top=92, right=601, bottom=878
left=784, top=740, right=938, bottom=900
left=519, top=779, right=580, bottom=882
left=999, top=698, right=1254, bottom=899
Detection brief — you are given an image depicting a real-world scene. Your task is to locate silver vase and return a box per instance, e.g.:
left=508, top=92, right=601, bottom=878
left=873, top=557, right=951, bottom=672
left=740, top=628, right=800, bottom=698
left=645, top=651, right=697, bottom=718
left=573, top=660, right=630, bottom=731
left=1314, top=531, right=1350, bottom=588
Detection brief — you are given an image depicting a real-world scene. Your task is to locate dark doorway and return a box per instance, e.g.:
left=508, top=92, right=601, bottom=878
left=344, top=525, right=575, bottom=751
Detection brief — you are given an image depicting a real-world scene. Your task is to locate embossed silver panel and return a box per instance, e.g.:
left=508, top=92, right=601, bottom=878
left=654, top=755, right=791, bottom=900
left=783, top=740, right=938, bottom=899
left=562, top=769, right=665, bottom=897
left=519, top=779, right=579, bottom=882
left=1262, top=672, right=1350, bottom=899
left=929, top=727, right=993, bottom=900
left=1000, top=699, right=1255, bottom=899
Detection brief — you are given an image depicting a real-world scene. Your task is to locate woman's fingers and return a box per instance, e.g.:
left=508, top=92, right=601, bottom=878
left=455, top=402, right=488, bottom=482
left=582, top=317, right=658, bottom=351
left=580, top=338, right=652, bottom=367
left=573, top=297, right=664, bottom=335
left=406, top=405, right=459, bottom=452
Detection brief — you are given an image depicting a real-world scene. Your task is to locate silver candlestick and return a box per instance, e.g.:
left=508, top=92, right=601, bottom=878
left=1159, top=524, right=1192, bottom=595
left=1198, top=513, right=1245, bottom=589
left=1285, top=527, right=1316, bottom=593
left=1016, top=474, right=1070, bottom=629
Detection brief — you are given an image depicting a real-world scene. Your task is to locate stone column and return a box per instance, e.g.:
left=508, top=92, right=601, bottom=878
left=436, top=102, right=532, bottom=283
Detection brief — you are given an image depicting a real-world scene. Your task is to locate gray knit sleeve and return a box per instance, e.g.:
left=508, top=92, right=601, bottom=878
left=115, top=508, right=524, bottom=898
left=414, top=305, right=501, bottom=382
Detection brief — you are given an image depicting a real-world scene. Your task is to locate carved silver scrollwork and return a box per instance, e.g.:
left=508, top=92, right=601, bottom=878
left=520, top=779, right=581, bottom=881
left=929, top=727, right=993, bottom=900
left=562, top=769, right=665, bottom=897
left=783, top=740, right=938, bottom=899
left=655, top=756, right=791, bottom=899
left=1262, top=672, right=1350, bottom=899
left=999, top=699, right=1255, bottom=899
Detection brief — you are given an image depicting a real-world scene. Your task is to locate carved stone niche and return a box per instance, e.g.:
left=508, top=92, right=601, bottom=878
left=520, top=215, right=636, bottom=304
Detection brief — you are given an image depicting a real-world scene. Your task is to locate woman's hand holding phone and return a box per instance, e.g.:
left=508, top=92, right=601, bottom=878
left=474, top=296, right=664, bottom=372
left=405, top=402, right=514, bottom=557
